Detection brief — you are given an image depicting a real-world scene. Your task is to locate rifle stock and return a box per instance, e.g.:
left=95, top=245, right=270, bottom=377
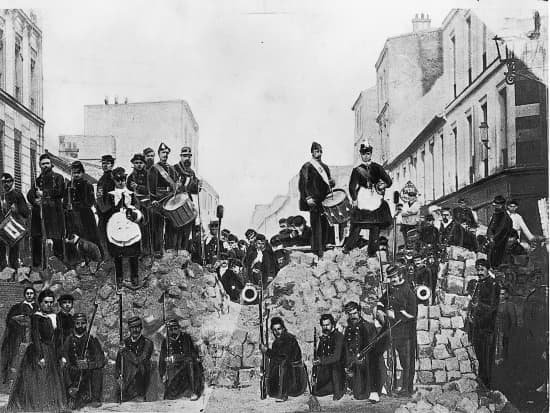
left=118, top=291, right=123, bottom=403
left=37, top=180, right=47, bottom=270
left=312, top=327, right=318, bottom=393
left=259, top=283, right=267, bottom=399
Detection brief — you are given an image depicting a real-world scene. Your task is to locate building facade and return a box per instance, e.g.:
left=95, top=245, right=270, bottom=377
left=0, top=9, right=43, bottom=194
left=380, top=8, right=547, bottom=232
left=59, top=134, right=116, bottom=162
left=351, top=87, right=379, bottom=164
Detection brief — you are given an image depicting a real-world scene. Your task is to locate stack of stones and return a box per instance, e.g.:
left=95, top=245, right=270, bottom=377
left=440, top=246, right=480, bottom=296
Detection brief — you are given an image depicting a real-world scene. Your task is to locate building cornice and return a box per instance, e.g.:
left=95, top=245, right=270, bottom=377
left=0, top=89, right=44, bottom=126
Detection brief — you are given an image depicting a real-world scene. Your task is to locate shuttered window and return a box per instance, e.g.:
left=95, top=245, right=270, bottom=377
left=14, top=129, right=22, bottom=190
left=30, top=138, right=37, bottom=184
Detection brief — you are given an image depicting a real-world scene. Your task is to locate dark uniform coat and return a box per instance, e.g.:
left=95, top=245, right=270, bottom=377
left=298, top=161, right=332, bottom=212
left=56, top=311, right=74, bottom=345
left=344, top=319, right=377, bottom=399
left=247, top=248, right=277, bottom=286
left=148, top=162, right=178, bottom=251
left=127, top=169, right=152, bottom=255
left=158, top=333, right=204, bottom=400
left=487, top=210, right=513, bottom=268
left=27, top=170, right=66, bottom=239
left=313, top=329, right=346, bottom=398
left=115, top=335, right=154, bottom=402
left=63, top=177, right=99, bottom=245
left=0, top=188, right=29, bottom=269
left=439, top=220, right=467, bottom=248
left=217, top=268, right=244, bottom=302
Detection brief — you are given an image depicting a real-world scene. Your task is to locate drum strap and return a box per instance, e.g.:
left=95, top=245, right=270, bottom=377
left=154, top=164, right=177, bottom=192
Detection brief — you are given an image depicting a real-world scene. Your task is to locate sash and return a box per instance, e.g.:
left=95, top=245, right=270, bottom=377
left=355, top=163, right=374, bottom=186
left=154, top=164, right=177, bottom=192
left=309, top=159, right=330, bottom=187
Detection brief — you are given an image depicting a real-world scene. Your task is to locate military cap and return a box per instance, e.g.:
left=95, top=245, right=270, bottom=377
left=245, top=229, right=257, bottom=238
left=180, top=146, right=192, bottom=156
left=310, top=141, right=322, bottom=152
left=278, top=218, right=287, bottom=225
left=127, top=316, right=142, bottom=327
left=209, top=220, right=219, bottom=228
left=386, top=264, right=403, bottom=278
left=1, top=173, right=13, bottom=181
left=70, top=160, right=85, bottom=173
left=158, top=142, right=171, bottom=154
left=292, top=215, right=306, bottom=226
left=475, top=258, right=489, bottom=269
left=73, top=313, right=87, bottom=322
left=130, top=153, right=146, bottom=163
left=143, top=147, right=155, bottom=156
left=166, top=318, right=180, bottom=327
left=492, top=195, right=506, bottom=205
left=58, top=294, right=74, bottom=303
left=508, top=199, right=519, bottom=206
left=359, top=140, right=373, bottom=153
left=270, top=235, right=282, bottom=247
left=228, top=234, right=238, bottom=242
left=255, top=233, right=266, bottom=242
left=101, top=154, right=115, bottom=164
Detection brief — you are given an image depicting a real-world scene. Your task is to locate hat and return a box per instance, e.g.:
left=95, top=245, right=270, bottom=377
left=386, top=265, right=403, bottom=278
left=112, top=167, right=126, bottom=181
left=58, top=294, right=74, bottom=303
left=270, top=235, right=282, bottom=247
left=70, top=161, right=85, bottom=173
left=310, top=141, right=322, bottom=152
left=475, top=258, right=489, bottom=269
left=143, top=147, right=155, bottom=156
left=508, top=199, right=519, bottom=206
left=221, top=229, right=231, bottom=236
left=292, top=215, right=306, bottom=226
left=255, top=233, right=266, bottom=242
left=359, top=140, right=373, bottom=154
left=131, top=153, right=146, bottom=163
left=209, top=220, right=219, bottom=228
left=180, top=146, right=192, bottom=156
left=166, top=318, right=180, bottom=327
left=425, top=214, right=434, bottom=221
left=228, top=234, right=238, bottom=242
left=219, top=252, right=229, bottom=260
left=73, top=313, right=87, bottom=322
left=245, top=229, right=257, bottom=238
left=278, top=218, right=287, bottom=225
left=39, top=153, right=51, bottom=162
left=127, top=316, right=142, bottom=327
left=158, top=142, right=171, bottom=154
left=344, top=301, right=360, bottom=312
left=492, top=195, right=506, bottom=205
left=1, top=173, right=13, bottom=181
left=101, top=154, right=115, bottom=164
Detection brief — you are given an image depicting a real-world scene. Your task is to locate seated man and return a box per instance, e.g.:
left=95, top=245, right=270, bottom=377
left=502, top=232, right=526, bottom=265
left=159, top=319, right=204, bottom=401
left=270, top=235, right=290, bottom=270
left=291, top=216, right=312, bottom=247
left=216, top=253, right=243, bottom=302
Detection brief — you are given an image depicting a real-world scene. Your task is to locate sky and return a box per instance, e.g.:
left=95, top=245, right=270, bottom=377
left=7, top=0, right=508, bottom=234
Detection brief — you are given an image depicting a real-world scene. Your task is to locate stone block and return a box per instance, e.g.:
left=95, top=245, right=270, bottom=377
left=417, top=331, right=433, bottom=346
left=448, top=370, right=462, bottom=380
left=453, top=295, right=470, bottom=310
left=440, top=328, right=454, bottom=338
left=451, top=316, right=465, bottom=329
left=476, top=408, right=491, bottom=413
left=447, top=259, right=466, bottom=276
left=443, top=293, right=455, bottom=305
left=394, top=408, right=409, bottom=413
left=456, top=397, right=478, bottom=413
left=416, top=400, right=433, bottom=412
left=98, top=284, right=114, bottom=300
left=333, top=279, right=347, bottom=293
left=429, top=319, right=440, bottom=332
left=464, top=392, right=479, bottom=406
left=440, top=317, right=452, bottom=329
left=433, top=345, right=451, bottom=360
left=417, top=318, right=429, bottom=331
left=455, top=377, right=478, bottom=393
left=320, top=283, right=337, bottom=298
left=432, top=359, right=446, bottom=370
left=435, top=334, right=449, bottom=346
left=464, top=262, right=477, bottom=279
left=418, top=304, right=428, bottom=319
left=454, top=348, right=469, bottom=361
left=440, top=304, right=459, bottom=317
left=301, top=253, right=315, bottom=266
left=417, top=371, right=434, bottom=384
left=326, top=270, right=341, bottom=282
left=454, top=329, right=465, bottom=339
left=447, top=275, right=465, bottom=294
left=445, top=357, right=459, bottom=371
left=434, top=370, right=447, bottom=383
left=449, top=246, right=477, bottom=262
left=432, top=404, right=451, bottom=413
left=419, top=358, right=432, bottom=371
left=436, top=390, right=461, bottom=410
left=449, top=336, right=462, bottom=350
left=459, top=360, right=473, bottom=373
left=29, top=271, right=42, bottom=283
left=461, top=335, right=471, bottom=347
left=428, top=305, right=441, bottom=319
left=418, top=344, right=433, bottom=358
left=2, top=267, right=18, bottom=281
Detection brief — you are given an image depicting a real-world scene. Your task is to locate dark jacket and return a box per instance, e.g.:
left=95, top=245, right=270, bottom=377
left=27, top=170, right=66, bottom=238
left=348, top=163, right=392, bottom=226
left=2, top=188, right=29, bottom=222
left=96, top=171, right=115, bottom=216
left=174, top=162, right=199, bottom=195
left=298, top=160, right=333, bottom=212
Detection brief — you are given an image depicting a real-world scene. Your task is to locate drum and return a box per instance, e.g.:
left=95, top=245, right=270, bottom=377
left=322, top=189, right=352, bottom=225
left=0, top=214, right=26, bottom=247
left=162, top=193, right=197, bottom=228
left=107, top=210, right=142, bottom=247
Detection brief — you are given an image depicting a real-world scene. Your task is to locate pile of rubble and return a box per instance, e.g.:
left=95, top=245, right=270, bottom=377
left=439, top=246, right=480, bottom=296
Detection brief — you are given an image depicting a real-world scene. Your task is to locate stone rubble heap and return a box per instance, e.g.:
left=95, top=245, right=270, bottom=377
left=440, top=246, right=480, bottom=296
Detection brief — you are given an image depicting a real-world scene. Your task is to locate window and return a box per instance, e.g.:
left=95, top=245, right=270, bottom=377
left=451, top=35, right=457, bottom=97
left=14, top=129, right=22, bottom=190
left=440, top=134, right=445, bottom=195
left=481, top=101, right=488, bottom=177
left=498, top=88, right=508, bottom=168
left=0, top=30, right=4, bottom=88
left=452, top=127, right=458, bottom=190
left=0, top=121, right=4, bottom=174
left=467, top=114, right=474, bottom=182
left=429, top=141, right=435, bottom=200
left=30, top=139, right=37, bottom=184
left=14, top=35, right=22, bottom=102
left=482, top=24, right=487, bottom=70
left=30, top=49, right=38, bottom=113
left=466, top=17, right=472, bottom=84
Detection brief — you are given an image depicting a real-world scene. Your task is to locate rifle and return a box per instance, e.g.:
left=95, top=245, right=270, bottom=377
left=117, top=290, right=123, bottom=403
left=356, top=319, right=403, bottom=361
left=259, top=280, right=267, bottom=399
left=161, top=292, right=172, bottom=385
left=36, top=179, right=47, bottom=270
left=312, top=328, right=318, bottom=394
left=377, top=251, right=396, bottom=395
left=74, top=295, right=100, bottom=395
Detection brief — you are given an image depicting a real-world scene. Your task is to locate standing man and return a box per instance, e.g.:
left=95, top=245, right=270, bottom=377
left=312, top=314, right=345, bottom=400
left=506, top=199, right=536, bottom=243
left=57, top=294, right=75, bottom=344
left=486, top=196, right=513, bottom=269
left=399, top=184, right=420, bottom=247
left=343, top=301, right=378, bottom=401
left=27, top=153, right=66, bottom=267
left=247, top=234, right=277, bottom=286
left=204, top=221, right=221, bottom=266
left=419, top=214, right=439, bottom=248
left=173, top=147, right=200, bottom=252
left=143, top=147, right=156, bottom=170
left=377, top=265, right=417, bottom=397
left=127, top=153, right=152, bottom=257
left=159, top=319, right=204, bottom=400
left=298, top=141, right=335, bottom=258
left=95, top=154, right=116, bottom=259
left=148, top=143, right=179, bottom=257
left=0, top=173, right=29, bottom=270
left=439, top=207, right=465, bottom=248
left=62, top=313, right=105, bottom=409
left=260, top=317, right=307, bottom=401
left=216, top=253, right=243, bottom=302
left=115, top=316, right=154, bottom=402
left=343, top=142, right=392, bottom=256
left=466, top=259, right=499, bottom=388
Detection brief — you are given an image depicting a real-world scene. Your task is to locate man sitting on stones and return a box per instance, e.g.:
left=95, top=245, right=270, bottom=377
left=343, top=301, right=378, bottom=402
left=57, top=294, right=75, bottom=343
left=247, top=234, right=277, bottom=286
left=502, top=231, right=527, bottom=265
left=159, top=319, right=204, bottom=400
left=115, top=316, right=154, bottom=402
left=312, top=314, right=345, bottom=400
left=62, top=313, right=105, bottom=409
left=260, top=317, right=307, bottom=401
left=291, top=215, right=312, bottom=247
left=270, top=235, right=290, bottom=270
left=216, top=252, right=243, bottom=303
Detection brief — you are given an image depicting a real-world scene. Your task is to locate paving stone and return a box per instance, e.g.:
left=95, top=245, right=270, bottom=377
left=440, top=317, right=452, bottom=329
left=432, top=404, right=451, bottom=413
left=447, top=275, right=465, bottom=294
left=448, top=370, right=462, bottom=381
left=440, top=304, right=459, bottom=317
left=433, top=345, right=451, bottom=360
left=418, top=371, right=435, bottom=384
left=435, top=334, right=449, bottom=346
left=418, top=304, right=428, bottom=319
left=429, top=319, right=440, bottom=332
left=454, top=347, right=469, bottom=361
left=417, top=318, right=429, bottom=331
left=416, top=400, right=433, bottom=411
left=434, top=370, right=447, bottom=383
left=440, top=328, right=454, bottom=338
left=418, top=344, right=433, bottom=358
left=445, top=357, right=459, bottom=371
left=443, top=293, right=455, bottom=305
left=449, top=336, right=462, bottom=350
left=419, top=358, right=432, bottom=371
left=451, top=316, right=465, bottom=329
left=459, top=360, right=473, bottom=373
left=456, top=397, right=478, bottom=413
left=436, top=390, right=461, bottom=410
left=453, top=295, right=471, bottom=309
left=417, top=331, right=434, bottom=346
left=428, top=305, right=441, bottom=319
left=455, top=377, right=478, bottom=393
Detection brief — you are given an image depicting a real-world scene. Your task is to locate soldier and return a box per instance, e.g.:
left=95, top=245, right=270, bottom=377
left=62, top=313, right=105, bottom=409
left=115, top=316, right=154, bottom=402
left=377, top=265, right=417, bottom=397
left=343, top=301, right=378, bottom=401
left=127, top=153, right=152, bottom=257
left=247, top=234, right=277, bottom=286
left=57, top=294, right=75, bottom=343
left=216, top=252, right=243, bottom=302
left=439, top=207, right=467, bottom=248
left=148, top=143, right=179, bottom=256
left=143, top=147, right=156, bottom=170
left=419, top=214, right=439, bottom=247
left=0, top=173, right=29, bottom=271
left=486, top=195, right=513, bottom=269
left=204, top=220, right=220, bottom=266
left=173, top=147, right=200, bottom=252
left=27, top=153, right=66, bottom=267
left=411, top=254, right=435, bottom=305
left=466, top=259, right=499, bottom=388
left=312, top=314, right=345, bottom=400
left=260, top=317, right=307, bottom=401
left=95, top=154, right=116, bottom=259
left=159, top=319, right=204, bottom=400
left=270, top=235, right=290, bottom=270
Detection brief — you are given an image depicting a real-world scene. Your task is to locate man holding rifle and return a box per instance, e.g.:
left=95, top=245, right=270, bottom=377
left=158, top=318, right=204, bottom=400
left=62, top=312, right=105, bottom=409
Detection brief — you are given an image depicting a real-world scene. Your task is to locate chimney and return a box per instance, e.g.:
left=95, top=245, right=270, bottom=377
left=412, top=13, right=431, bottom=32
left=104, top=96, right=109, bottom=105
left=114, top=95, right=119, bottom=105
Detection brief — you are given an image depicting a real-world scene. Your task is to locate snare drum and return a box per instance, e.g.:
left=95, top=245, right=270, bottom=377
left=322, top=189, right=352, bottom=225
left=162, top=193, right=197, bottom=228
left=0, top=214, right=27, bottom=247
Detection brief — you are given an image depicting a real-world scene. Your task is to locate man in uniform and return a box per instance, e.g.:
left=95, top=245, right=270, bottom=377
left=143, top=147, right=156, bottom=170
left=247, top=233, right=277, bottom=286
left=377, top=265, right=417, bottom=397
left=159, top=319, right=204, bottom=400
left=260, top=317, right=307, bottom=401
left=487, top=195, right=513, bottom=269
left=115, top=316, right=154, bottom=402
left=419, top=214, right=439, bottom=248
left=148, top=143, right=179, bottom=257
left=466, top=258, right=499, bottom=388
left=439, top=207, right=466, bottom=248
left=173, top=147, right=200, bottom=252
left=27, top=153, right=66, bottom=267
left=204, top=220, right=220, bottom=266
left=0, top=287, right=37, bottom=384
left=270, top=235, right=290, bottom=270
left=298, top=142, right=335, bottom=258
left=57, top=294, right=75, bottom=343
left=343, top=301, right=378, bottom=401
left=127, top=153, right=152, bottom=257
left=312, top=314, right=345, bottom=400
left=216, top=252, right=243, bottom=302
left=95, top=154, right=116, bottom=259
left=0, top=173, right=29, bottom=271
left=62, top=313, right=105, bottom=409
